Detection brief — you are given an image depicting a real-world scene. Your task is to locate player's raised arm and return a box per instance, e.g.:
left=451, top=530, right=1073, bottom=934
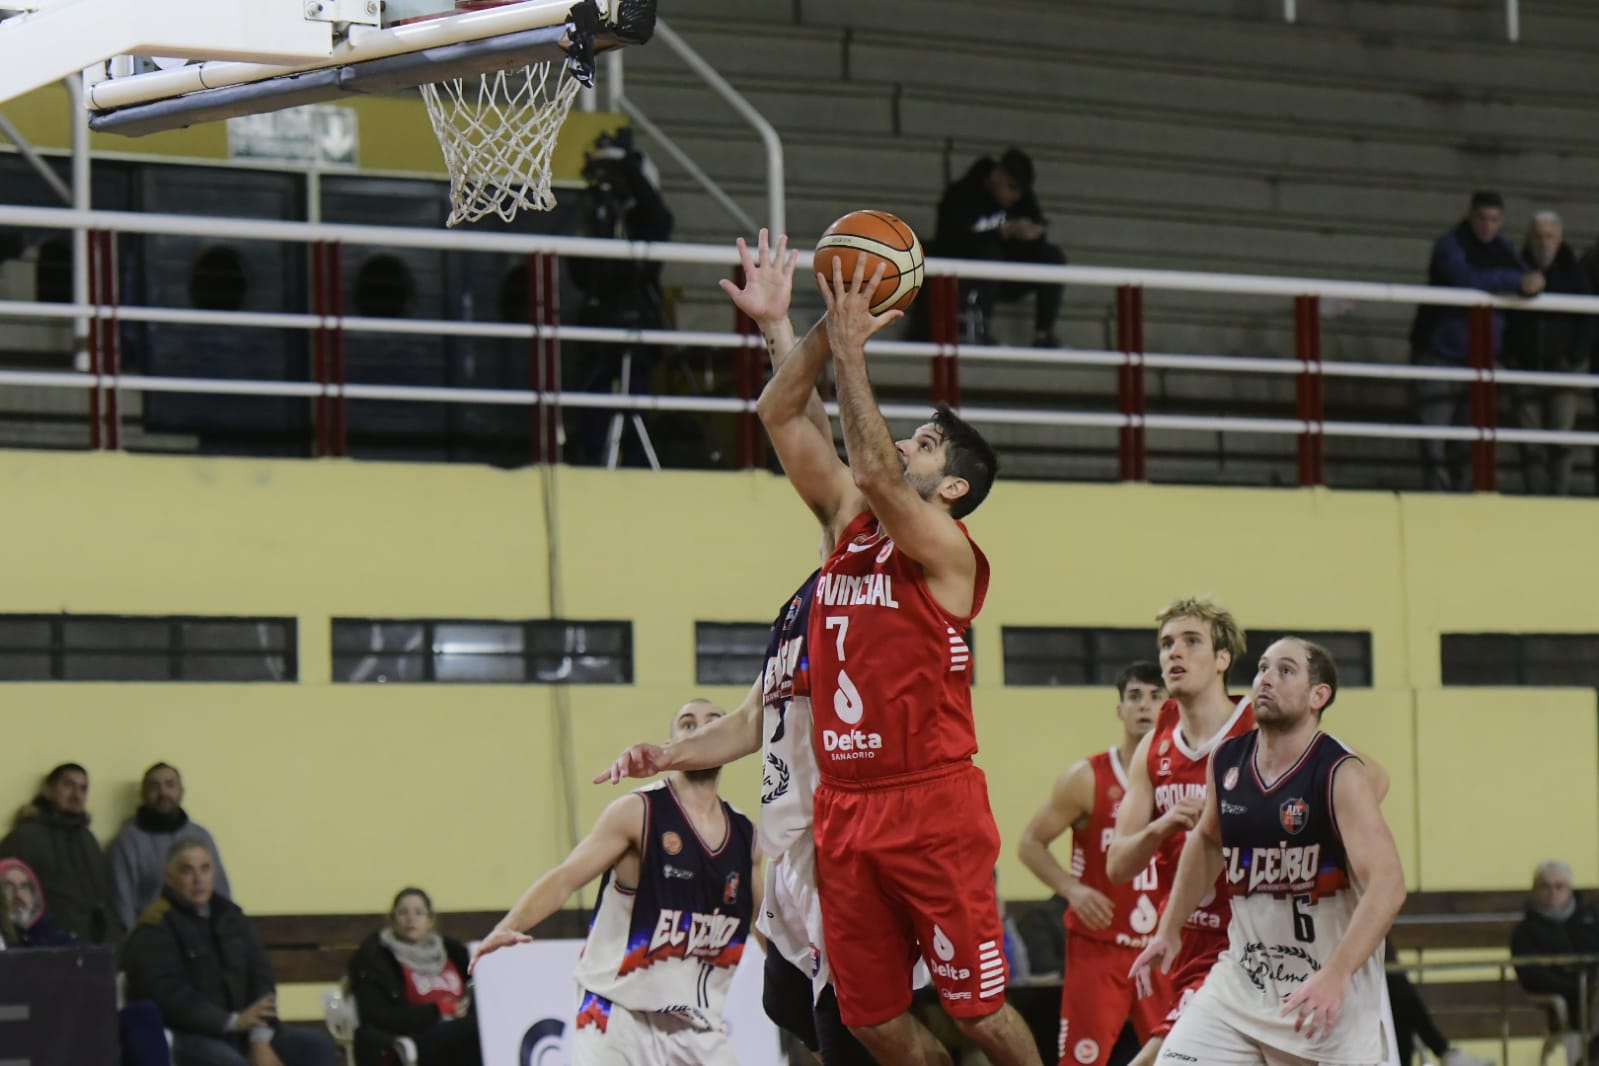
left=595, top=680, right=764, bottom=784
left=1107, top=729, right=1200, bottom=882
left=1281, top=759, right=1407, bottom=1039
left=1017, top=760, right=1114, bottom=930
left=821, top=254, right=976, bottom=598
left=470, top=792, right=644, bottom=971
left=720, top=229, right=832, bottom=443
left=1129, top=761, right=1225, bottom=981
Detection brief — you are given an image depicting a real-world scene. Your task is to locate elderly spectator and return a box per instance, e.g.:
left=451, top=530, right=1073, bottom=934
left=1501, top=212, right=1597, bottom=495
left=0, top=858, right=76, bottom=947
left=1409, top=191, right=1545, bottom=491
left=933, top=148, right=1066, bottom=348
left=0, top=762, right=117, bottom=945
left=348, top=887, right=480, bottom=1066
left=108, top=762, right=233, bottom=934
left=123, top=839, right=337, bottom=1066
left=1512, top=860, right=1599, bottom=1061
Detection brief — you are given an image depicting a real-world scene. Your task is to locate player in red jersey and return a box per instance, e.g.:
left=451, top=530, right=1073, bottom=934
left=757, top=254, right=1039, bottom=1066
left=1107, top=597, right=1255, bottom=1066
left=1017, top=661, right=1171, bottom=1066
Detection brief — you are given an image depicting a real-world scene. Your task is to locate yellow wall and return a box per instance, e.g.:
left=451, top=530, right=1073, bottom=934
left=4, top=82, right=622, bottom=181
left=1, top=450, right=1596, bottom=924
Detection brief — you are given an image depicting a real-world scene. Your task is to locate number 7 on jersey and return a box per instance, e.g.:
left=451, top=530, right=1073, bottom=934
left=825, top=615, right=865, bottom=725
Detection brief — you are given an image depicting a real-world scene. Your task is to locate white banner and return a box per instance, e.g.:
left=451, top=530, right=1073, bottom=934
left=472, top=939, right=783, bottom=1066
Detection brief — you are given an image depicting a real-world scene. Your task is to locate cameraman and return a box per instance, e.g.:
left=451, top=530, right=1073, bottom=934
left=567, top=129, right=674, bottom=465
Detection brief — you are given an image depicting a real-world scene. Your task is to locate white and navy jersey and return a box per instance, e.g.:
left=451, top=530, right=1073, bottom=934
left=758, top=571, right=821, bottom=859
left=573, top=781, right=755, bottom=1031
left=1207, top=731, right=1387, bottom=1063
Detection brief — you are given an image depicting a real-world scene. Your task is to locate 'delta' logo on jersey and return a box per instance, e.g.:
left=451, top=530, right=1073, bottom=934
left=723, top=872, right=740, bottom=903
left=1279, top=798, right=1310, bottom=835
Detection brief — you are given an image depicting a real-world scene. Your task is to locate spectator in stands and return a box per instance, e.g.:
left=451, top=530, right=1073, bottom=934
left=1384, top=941, right=1491, bottom=1066
left=0, top=858, right=76, bottom=947
left=108, top=762, right=233, bottom=934
left=347, top=887, right=480, bottom=1066
left=933, top=148, right=1066, bottom=348
left=123, top=839, right=337, bottom=1066
left=1501, top=212, right=1596, bottom=496
left=1512, top=860, right=1599, bottom=1061
left=0, top=762, right=117, bottom=945
left=1409, top=191, right=1545, bottom=491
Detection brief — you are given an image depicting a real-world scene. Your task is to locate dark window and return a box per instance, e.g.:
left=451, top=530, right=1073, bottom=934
left=1001, top=627, right=1150, bottom=687
left=1442, top=633, right=1599, bottom=687
left=332, top=619, right=633, bottom=684
left=353, top=254, right=415, bottom=318
left=35, top=237, right=72, bottom=303
left=0, top=615, right=295, bottom=682
left=1230, top=630, right=1374, bottom=688
left=189, top=245, right=248, bottom=311
left=696, top=622, right=768, bottom=686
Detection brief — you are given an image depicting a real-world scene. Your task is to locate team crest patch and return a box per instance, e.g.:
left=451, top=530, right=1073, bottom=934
left=724, top=872, right=741, bottom=903
left=1074, top=1038, right=1101, bottom=1064
left=1108, top=785, right=1123, bottom=801
left=1279, top=798, right=1310, bottom=835
left=661, top=831, right=683, bottom=856
left=1222, top=767, right=1240, bottom=790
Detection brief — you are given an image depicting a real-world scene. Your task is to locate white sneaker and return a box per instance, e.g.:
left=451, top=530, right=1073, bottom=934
left=394, top=1036, right=420, bottom=1066
left=1443, top=1048, right=1494, bottom=1066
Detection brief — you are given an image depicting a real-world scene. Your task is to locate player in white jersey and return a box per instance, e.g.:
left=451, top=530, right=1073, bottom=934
left=475, top=700, right=762, bottom=1066
left=1131, top=638, right=1407, bottom=1066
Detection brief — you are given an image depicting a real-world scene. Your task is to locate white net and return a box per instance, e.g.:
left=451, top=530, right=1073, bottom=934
left=420, top=60, right=583, bottom=227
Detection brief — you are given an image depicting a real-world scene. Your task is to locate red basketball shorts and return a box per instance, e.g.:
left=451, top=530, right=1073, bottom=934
left=1150, top=928, right=1229, bottom=1039
left=813, top=763, right=1008, bottom=1028
left=1057, top=932, right=1166, bottom=1066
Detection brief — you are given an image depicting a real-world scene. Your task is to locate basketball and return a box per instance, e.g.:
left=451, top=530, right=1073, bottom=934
left=814, top=210, right=925, bottom=315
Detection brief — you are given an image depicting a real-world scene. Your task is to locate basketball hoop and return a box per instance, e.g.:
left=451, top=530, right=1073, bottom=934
left=420, top=0, right=606, bottom=226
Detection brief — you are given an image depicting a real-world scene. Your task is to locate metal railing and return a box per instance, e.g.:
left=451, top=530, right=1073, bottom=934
left=2, top=203, right=1599, bottom=481
left=1387, top=954, right=1596, bottom=1066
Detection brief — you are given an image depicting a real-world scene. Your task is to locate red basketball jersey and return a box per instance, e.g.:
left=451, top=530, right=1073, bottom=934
left=1146, top=696, right=1255, bottom=933
left=808, top=510, right=990, bottom=783
left=1067, top=748, right=1164, bottom=948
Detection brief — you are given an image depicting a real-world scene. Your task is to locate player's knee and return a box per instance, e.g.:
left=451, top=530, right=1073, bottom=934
left=950, top=1002, right=1010, bottom=1044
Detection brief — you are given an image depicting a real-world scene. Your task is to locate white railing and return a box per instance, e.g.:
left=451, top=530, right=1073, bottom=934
left=3, top=204, right=1599, bottom=469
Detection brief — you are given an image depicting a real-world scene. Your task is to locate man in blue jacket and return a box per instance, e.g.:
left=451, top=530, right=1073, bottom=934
left=1409, top=191, right=1545, bottom=491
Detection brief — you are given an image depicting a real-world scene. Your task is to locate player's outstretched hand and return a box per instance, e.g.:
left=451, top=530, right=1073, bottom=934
left=1282, top=969, right=1347, bottom=1040
left=594, top=742, right=669, bottom=785
left=1128, top=930, right=1182, bottom=981
left=1064, top=883, right=1117, bottom=931
left=717, top=229, right=797, bottom=327
left=469, top=928, right=532, bottom=974
left=818, top=251, right=903, bottom=359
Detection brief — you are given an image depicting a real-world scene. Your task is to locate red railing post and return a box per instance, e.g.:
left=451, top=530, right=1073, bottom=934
left=1115, top=284, right=1147, bottom=481
left=97, top=231, right=121, bottom=451
left=329, top=241, right=347, bottom=457
left=930, top=275, right=960, bottom=408
left=85, top=228, right=102, bottom=451
left=527, top=252, right=561, bottom=463
left=730, top=262, right=760, bottom=470
left=310, top=240, right=330, bottom=457
left=1294, top=295, right=1324, bottom=487
left=1468, top=304, right=1497, bottom=492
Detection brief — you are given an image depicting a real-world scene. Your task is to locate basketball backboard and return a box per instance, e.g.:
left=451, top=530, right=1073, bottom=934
left=0, top=0, right=653, bottom=134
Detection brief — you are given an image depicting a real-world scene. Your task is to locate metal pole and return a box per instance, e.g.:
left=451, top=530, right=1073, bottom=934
left=603, top=49, right=623, bottom=113
left=64, top=77, right=90, bottom=379
left=1506, top=0, right=1520, bottom=42
left=651, top=18, right=785, bottom=238
left=1283, top=0, right=1297, bottom=23
left=618, top=96, right=757, bottom=234
left=1468, top=305, right=1497, bottom=491
left=0, top=111, right=73, bottom=204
